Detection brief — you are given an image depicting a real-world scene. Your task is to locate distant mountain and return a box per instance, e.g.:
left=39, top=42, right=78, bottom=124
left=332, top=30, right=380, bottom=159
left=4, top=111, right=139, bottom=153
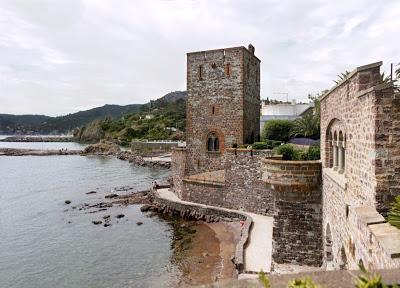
left=0, top=91, right=187, bottom=135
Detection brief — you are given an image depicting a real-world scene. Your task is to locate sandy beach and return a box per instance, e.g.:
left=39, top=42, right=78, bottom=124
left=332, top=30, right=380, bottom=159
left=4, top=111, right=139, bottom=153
left=171, top=221, right=241, bottom=287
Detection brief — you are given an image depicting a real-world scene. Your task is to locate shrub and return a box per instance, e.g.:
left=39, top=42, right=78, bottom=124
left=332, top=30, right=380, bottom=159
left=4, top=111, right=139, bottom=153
left=275, top=144, right=297, bottom=160
left=252, top=140, right=282, bottom=150
left=258, top=271, right=270, bottom=288
left=355, top=264, right=393, bottom=288
left=275, top=144, right=320, bottom=161
left=252, top=142, right=270, bottom=150
left=307, top=145, right=320, bottom=160
left=288, top=278, right=318, bottom=288
left=388, top=195, right=400, bottom=229
left=262, top=120, right=295, bottom=142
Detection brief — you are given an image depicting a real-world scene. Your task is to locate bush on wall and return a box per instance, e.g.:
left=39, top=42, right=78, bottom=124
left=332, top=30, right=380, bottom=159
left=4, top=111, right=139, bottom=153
left=275, top=144, right=320, bottom=161
left=252, top=140, right=282, bottom=150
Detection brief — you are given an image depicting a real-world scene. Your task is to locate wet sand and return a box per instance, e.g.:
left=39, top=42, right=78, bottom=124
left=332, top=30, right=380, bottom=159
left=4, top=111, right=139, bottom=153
left=173, top=221, right=241, bottom=287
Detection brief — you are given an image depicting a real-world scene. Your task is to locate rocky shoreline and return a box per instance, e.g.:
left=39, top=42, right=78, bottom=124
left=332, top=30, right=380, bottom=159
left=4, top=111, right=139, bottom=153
left=0, top=141, right=171, bottom=169
left=63, top=184, right=240, bottom=286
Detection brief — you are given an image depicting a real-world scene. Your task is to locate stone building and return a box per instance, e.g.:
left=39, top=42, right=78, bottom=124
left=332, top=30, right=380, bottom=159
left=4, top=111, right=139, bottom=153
left=171, top=45, right=400, bottom=272
left=320, top=62, right=400, bottom=270
left=185, top=45, right=261, bottom=175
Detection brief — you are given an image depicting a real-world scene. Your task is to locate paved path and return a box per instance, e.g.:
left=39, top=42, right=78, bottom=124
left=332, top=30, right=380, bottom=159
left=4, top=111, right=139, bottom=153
left=143, top=153, right=171, bottom=162
left=155, top=188, right=273, bottom=273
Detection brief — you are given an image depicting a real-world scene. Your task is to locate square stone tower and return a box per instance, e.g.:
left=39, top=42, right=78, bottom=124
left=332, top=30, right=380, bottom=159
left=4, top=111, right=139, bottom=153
left=185, top=44, right=261, bottom=174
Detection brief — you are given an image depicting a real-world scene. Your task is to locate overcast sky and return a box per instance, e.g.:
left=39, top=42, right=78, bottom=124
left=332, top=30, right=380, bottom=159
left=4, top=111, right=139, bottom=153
left=0, top=0, right=399, bottom=116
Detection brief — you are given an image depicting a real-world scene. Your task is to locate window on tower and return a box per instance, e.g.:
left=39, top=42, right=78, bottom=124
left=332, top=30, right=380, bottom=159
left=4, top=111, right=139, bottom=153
left=225, top=63, right=231, bottom=77
left=198, top=65, right=203, bottom=80
left=207, top=133, right=220, bottom=152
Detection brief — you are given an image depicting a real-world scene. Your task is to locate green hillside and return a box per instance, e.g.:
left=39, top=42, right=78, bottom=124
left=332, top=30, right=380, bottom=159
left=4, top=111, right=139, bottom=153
left=74, top=91, right=187, bottom=144
left=0, top=91, right=186, bottom=135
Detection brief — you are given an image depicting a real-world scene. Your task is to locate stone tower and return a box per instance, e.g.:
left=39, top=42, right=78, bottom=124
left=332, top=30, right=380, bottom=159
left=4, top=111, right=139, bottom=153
left=185, top=44, right=261, bottom=174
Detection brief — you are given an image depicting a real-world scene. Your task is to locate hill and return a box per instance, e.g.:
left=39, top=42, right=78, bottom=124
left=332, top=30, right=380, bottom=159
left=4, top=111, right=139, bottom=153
left=0, top=91, right=186, bottom=135
left=74, top=91, right=187, bottom=144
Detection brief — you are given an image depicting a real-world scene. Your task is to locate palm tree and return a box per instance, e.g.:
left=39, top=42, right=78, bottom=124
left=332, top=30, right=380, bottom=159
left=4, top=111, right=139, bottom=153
left=333, top=70, right=351, bottom=84
left=291, top=112, right=320, bottom=139
left=380, top=72, right=392, bottom=84
left=396, top=63, right=400, bottom=79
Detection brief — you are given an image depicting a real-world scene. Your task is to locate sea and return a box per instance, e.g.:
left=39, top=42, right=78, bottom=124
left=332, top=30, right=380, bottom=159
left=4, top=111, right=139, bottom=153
left=0, top=138, right=180, bottom=288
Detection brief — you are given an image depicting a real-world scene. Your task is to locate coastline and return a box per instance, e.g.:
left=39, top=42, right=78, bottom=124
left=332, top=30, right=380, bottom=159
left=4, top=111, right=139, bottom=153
left=170, top=221, right=240, bottom=287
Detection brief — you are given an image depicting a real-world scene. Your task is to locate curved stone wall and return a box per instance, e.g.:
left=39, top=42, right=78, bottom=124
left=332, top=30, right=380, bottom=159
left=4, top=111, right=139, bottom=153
left=262, top=158, right=323, bottom=266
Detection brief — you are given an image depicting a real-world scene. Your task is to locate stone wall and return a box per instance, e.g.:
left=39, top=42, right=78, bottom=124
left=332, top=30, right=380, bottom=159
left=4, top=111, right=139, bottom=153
left=320, top=61, right=400, bottom=270
left=185, top=45, right=260, bottom=175
left=224, top=149, right=274, bottom=215
left=373, top=87, right=400, bottom=214
left=177, top=149, right=275, bottom=215
left=243, top=47, right=261, bottom=144
left=263, top=158, right=323, bottom=266
left=171, top=147, right=187, bottom=199
left=130, top=141, right=179, bottom=155
left=348, top=206, right=400, bottom=270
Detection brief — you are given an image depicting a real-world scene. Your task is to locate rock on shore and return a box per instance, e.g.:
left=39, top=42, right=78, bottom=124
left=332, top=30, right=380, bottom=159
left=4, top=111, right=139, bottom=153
left=83, top=140, right=121, bottom=155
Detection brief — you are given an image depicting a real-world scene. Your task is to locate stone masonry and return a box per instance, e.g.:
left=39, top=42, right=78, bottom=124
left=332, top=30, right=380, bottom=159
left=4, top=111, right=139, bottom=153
left=171, top=45, right=400, bottom=271
left=320, top=62, right=400, bottom=270
left=263, top=159, right=323, bottom=266
left=185, top=45, right=260, bottom=175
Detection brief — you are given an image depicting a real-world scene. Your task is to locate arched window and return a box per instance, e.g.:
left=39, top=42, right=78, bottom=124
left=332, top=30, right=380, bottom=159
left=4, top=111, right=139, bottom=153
left=207, top=133, right=219, bottom=152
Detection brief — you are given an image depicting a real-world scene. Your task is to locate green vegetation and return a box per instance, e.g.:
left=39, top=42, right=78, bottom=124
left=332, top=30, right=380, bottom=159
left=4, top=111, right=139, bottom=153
left=252, top=140, right=282, bottom=150
left=258, top=271, right=271, bottom=288
left=74, top=92, right=186, bottom=144
left=355, top=263, right=398, bottom=288
left=0, top=91, right=186, bottom=136
left=333, top=70, right=351, bottom=84
left=258, top=266, right=397, bottom=288
left=262, top=119, right=295, bottom=142
left=0, top=104, right=142, bottom=135
left=388, top=195, right=400, bottom=229
left=288, top=278, right=318, bottom=288
left=275, top=144, right=320, bottom=161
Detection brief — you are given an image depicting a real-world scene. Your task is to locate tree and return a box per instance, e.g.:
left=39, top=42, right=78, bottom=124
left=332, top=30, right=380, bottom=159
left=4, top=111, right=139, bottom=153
left=291, top=113, right=320, bottom=139
left=261, top=119, right=294, bottom=142
left=333, top=70, right=351, bottom=84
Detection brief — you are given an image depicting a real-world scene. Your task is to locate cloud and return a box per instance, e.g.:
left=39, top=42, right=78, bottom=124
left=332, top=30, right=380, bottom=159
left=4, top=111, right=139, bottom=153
left=0, top=0, right=399, bottom=115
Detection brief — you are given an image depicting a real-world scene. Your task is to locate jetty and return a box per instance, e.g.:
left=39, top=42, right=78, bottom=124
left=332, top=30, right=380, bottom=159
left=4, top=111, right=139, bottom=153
left=0, top=148, right=81, bottom=156
left=0, top=136, right=74, bottom=142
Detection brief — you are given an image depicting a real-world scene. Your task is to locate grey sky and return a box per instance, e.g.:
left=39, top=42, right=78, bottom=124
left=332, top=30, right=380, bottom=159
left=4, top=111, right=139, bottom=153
left=0, top=0, right=399, bottom=116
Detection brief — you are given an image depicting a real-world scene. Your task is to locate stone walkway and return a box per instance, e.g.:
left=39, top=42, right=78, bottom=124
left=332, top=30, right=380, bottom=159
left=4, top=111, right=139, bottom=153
left=155, top=188, right=273, bottom=273
left=143, top=153, right=171, bottom=162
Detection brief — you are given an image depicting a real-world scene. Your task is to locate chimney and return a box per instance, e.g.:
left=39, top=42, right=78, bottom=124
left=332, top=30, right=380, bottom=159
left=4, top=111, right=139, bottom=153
left=248, top=44, right=255, bottom=55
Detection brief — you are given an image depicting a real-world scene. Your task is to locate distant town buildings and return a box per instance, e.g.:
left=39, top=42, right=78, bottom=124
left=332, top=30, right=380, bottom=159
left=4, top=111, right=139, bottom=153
left=260, top=99, right=314, bottom=130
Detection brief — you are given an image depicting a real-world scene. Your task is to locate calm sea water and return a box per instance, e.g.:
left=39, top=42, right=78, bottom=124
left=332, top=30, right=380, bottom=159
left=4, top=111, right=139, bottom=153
left=0, top=153, right=179, bottom=288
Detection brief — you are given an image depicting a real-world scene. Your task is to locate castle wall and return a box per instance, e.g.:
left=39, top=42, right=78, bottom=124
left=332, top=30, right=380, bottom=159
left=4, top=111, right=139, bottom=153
left=263, top=159, right=323, bottom=266
left=373, top=87, right=400, bottom=213
left=348, top=206, right=400, bottom=270
left=320, top=62, right=400, bottom=269
left=179, top=149, right=275, bottom=215
left=243, top=49, right=261, bottom=144
left=171, top=148, right=187, bottom=199
left=224, top=149, right=274, bottom=215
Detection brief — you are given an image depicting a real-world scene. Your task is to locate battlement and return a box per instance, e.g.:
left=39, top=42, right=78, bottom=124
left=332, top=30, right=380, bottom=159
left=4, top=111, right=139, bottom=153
left=187, top=45, right=260, bottom=62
